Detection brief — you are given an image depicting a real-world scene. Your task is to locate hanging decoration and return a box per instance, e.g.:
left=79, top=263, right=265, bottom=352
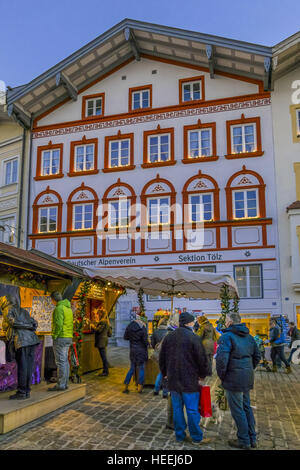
left=0, top=267, right=48, bottom=292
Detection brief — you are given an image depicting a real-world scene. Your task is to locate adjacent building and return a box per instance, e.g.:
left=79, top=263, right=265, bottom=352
left=0, top=92, right=29, bottom=248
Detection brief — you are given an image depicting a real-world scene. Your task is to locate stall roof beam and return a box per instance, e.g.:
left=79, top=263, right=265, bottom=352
left=56, top=72, right=78, bottom=101
left=124, top=27, right=140, bottom=61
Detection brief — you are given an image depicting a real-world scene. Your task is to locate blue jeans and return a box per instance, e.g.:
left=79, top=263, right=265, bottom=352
left=53, top=338, right=72, bottom=389
left=288, top=347, right=299, bottom=364
left=171, top=391, right=203, bottom=442
left=154, top=372, right=168, bottom=396
left=124, top=362, right=145, bottom=385
left=226, top=390, right=256, bottom=446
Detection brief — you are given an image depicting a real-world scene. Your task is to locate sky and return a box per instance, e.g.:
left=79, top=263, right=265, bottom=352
left=0, top=0, right=300, bottom=88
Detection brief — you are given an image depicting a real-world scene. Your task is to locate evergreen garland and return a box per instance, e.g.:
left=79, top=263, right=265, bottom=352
left=137, top=288, right=145, bottom=314
left=73, top=280, right=92, bottom=378
left=215, top=284, right=240, bottom=410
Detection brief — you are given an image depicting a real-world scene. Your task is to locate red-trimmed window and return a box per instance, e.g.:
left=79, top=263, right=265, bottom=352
left=103, top=131, right=135, bottom=173
left=35, top=142, right=63, bottom=180
left=183, top=120, right=218, bottom=163
left=226, top=114, right=263, bottom=159
left=82, top=93, right=105, bottom=119
left=129, top=85, right=152, bottom=112
left=67, top=184, right=98, bottom=231
left=148, top=197, right=170, bottom=226
left=108, top=199, right=130, bottom=228
left=225, top=166, right=266, bottom=220
left=32, top=187, right=63, bottom=235
left=179, top=76, right=205, bottom=104
left=142, top=125, right=175, bottom=168
left=68, top=136, right=98, bottom=176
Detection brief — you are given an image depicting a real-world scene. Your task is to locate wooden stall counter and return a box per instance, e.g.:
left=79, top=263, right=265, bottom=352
left=80, top=333, right=102, bottom=374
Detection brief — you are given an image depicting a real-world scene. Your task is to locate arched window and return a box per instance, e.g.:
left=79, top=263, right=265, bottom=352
left=225, top=166, right=266, bottom=221
left=182, top=171, right=220, bottom=250
left=32, top=186, right=63, bottom=234
left=102, top=179, right=136, bottom=255
left=67, top=183, right=98, bottom=231
left=141, top=175, right=176, bottom=253
left=182, top=170, right=220, bottom=225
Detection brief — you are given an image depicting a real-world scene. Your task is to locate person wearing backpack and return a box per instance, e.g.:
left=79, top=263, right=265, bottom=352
left=151, top=316, right=169, bottom=397
left=268, top=318, right=291, bottom=373
left=48, top=292, right=73, bottom=391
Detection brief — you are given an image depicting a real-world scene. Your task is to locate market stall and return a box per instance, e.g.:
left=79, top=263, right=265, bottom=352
left=70, top=280, right=124, bottom=374
left=0, top=242, right=84, bottom=393
left=84, top=267, right=239, bottom=385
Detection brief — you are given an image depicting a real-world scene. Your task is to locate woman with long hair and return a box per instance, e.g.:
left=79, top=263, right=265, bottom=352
left=93, top=308, right=112, bottom=377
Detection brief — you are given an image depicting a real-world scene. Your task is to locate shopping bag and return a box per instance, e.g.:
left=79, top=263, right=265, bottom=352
left=199, top=385, right=212, bottom=418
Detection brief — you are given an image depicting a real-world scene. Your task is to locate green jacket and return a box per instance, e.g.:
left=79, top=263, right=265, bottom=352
left=51, top=299, right=73, bottom=340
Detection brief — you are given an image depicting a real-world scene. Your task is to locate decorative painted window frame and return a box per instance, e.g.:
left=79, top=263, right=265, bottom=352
left=290, top=105, right=300, bottom=143
left=142, top=125, right=176, bottom=169
left=225, top=114, right=263, bottom=159
left=67, top=183, right=99, bottom=231
left=182, top=170, right=220, bottom=250
left=182, top=119, right=218, bottom=163
left=81, top=93, right=105, bottom=120
left=128, top=85, right=152, bottom=113
left=102, top=179, right=137, bottom=255
left=140, top=174, right=176, bottom=253
left=68, top=135, right=99, bottom=177
left=32, top=187, right=63, bottom=235
left=103, top=130, right=135, bottom=173
left=35, top=141, right=64, bottom=181
left=179, top=75, right=205, bottom=105
left=225, top=166, right=267, bottom=249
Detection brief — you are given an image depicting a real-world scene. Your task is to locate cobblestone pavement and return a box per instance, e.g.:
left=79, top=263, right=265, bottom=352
left=0, top=346, right=300, bottom=451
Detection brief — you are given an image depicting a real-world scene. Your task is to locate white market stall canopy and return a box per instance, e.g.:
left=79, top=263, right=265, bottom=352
left=84, top=267, right=239, bottom=300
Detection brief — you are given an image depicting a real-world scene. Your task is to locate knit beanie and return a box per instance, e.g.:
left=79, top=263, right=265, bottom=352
left=179, top=311, right=195, bottom=326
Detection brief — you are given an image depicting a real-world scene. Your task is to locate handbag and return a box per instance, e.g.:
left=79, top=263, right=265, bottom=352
left=199, top=385, right=212, bottom=418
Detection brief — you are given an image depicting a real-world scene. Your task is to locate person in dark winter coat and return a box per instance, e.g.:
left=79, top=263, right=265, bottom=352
left=123, top=312, right=148, bottom=394
left=159, top=312, right=211, bottom=445
left=94, top=309, right=112, bottom=377
left=216, top=313, right=261, bottom=450
left=287, top=322, right=300, bottom=364
left=151, top=317, right=169, bottom=397
left=2, top=295, right=40, bottom=400
left=268, top=318, right=291, bottom=373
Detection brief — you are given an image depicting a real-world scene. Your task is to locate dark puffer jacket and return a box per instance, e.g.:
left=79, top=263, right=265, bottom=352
left=159, top=326, right=209, bottom=393
left=3, top=306, right=40, bottom=350
left=216, top=323, right=260, bottom=393
left=124, top=320, right=148, bottom=365
left=94, top=320, right=112, bottom=349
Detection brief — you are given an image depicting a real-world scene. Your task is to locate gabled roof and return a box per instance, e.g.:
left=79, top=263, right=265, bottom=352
left=6, top=18, right=275, bottom=128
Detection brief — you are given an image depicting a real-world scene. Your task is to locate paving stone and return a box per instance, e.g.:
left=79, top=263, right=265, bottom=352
left=1, top=346, right=300, bottom=450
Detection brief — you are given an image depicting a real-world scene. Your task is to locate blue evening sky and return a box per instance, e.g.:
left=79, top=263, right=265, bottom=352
left=1, top=0, right=299, bottom=87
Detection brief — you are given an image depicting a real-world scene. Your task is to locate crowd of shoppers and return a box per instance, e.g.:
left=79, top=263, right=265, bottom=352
left=122, top=309, right=296, bottom=449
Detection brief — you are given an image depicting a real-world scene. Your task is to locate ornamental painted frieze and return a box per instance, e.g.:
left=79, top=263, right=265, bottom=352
left=33, top=97, right=271, bottom=139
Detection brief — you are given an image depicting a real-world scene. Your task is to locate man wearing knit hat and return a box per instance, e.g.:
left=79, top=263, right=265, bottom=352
left=159, top=311, right=211, bottom=445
